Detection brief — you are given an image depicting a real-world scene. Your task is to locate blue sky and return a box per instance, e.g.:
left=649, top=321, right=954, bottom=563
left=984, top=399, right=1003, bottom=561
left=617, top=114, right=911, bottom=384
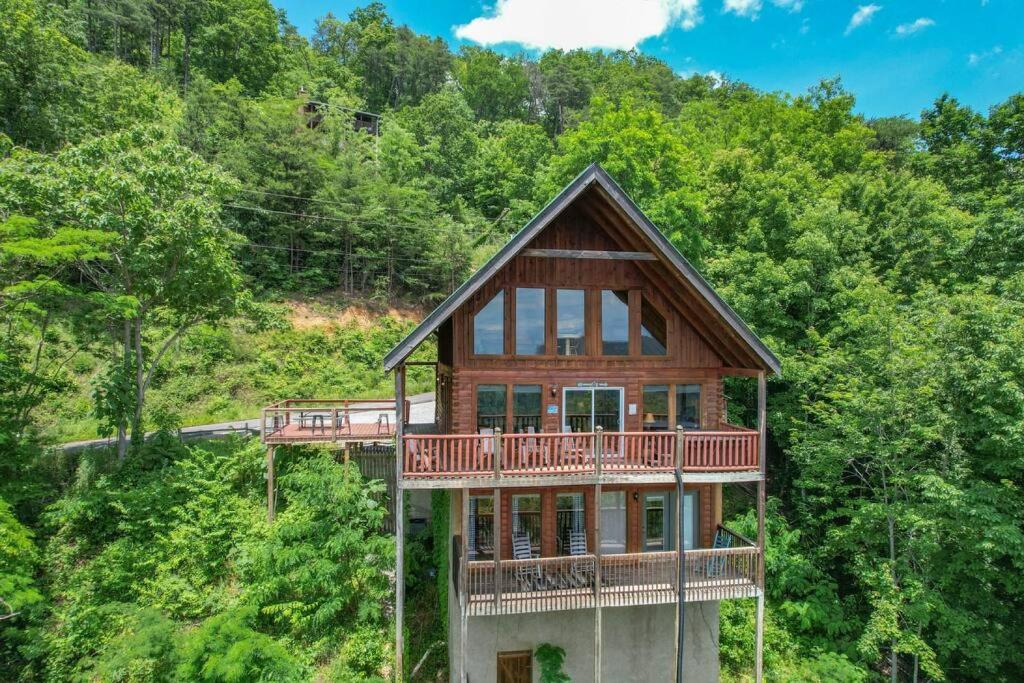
left=272, top=0, right=1022, bottom=118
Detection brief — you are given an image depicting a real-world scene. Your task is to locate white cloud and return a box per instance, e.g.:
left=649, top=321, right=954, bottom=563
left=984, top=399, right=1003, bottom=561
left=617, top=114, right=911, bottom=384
left=722, top=0, right=802, bottom=20
left=968, top=45, right=1002, bottom=66
left=894, top=17, right=934, bottom=36
left=454, top=0, right=702, bottom=51
left=724, top=0, right=761, bottom=18
left=845, top=4, right=881, bottom=35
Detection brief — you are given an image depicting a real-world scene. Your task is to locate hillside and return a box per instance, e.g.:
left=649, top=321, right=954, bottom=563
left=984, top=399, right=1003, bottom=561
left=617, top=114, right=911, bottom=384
left=37, top=298, right=430, bottom=443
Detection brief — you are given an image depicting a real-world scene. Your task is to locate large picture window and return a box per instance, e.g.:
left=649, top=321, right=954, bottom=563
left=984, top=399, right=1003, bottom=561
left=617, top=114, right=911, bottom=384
left=640, top=297, right=667, bottom=355
left=477, top=384, right=507, bottom=432
left=556, top=289, right=585, bottom=355
left=676, top=384, right=701, bottom=429
left=473, top=290, right=504, bottom=355
left=600, top=290, right=629, bottom=355
left=642, top=491, right=676, bottom=552
left=468, top=495, right=494, bottom=561
left=515, top=288, right=545, bottom=355
left=556, top=493, right=586, bottom=556
left=512, top=385, right=542, bottom=433
left=600, top=490, right=627, bottom=553
left=642, top=385, right=669, bottom=432
left=512, top=494, right=542, bottom=556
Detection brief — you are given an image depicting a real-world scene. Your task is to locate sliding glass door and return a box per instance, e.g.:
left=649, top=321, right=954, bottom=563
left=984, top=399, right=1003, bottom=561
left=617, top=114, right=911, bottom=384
left=562, top=387, right=623, bottom=433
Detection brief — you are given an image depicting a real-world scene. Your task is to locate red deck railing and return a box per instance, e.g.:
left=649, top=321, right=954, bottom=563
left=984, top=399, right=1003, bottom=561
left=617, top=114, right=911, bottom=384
left=463, top=526, right=760, bottom=616
left=403, top=425, right=758, bottom=479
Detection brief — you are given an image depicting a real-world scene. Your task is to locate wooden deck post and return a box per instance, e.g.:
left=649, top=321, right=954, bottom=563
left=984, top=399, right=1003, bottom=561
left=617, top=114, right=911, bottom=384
left=460, top=490, right=470, bottom=683
left=674, top=425, right=685, bottom=683
left=394, top=365, right=405, bottom=682
left=494, top=487, right=502, bottom=612
left=493, top=427, right=502, bottom=478
left=755, top=370, right=767, bottom=683
left=266, top=446, right=276, bottom=523
left=593, top=426, right=603, bottom=683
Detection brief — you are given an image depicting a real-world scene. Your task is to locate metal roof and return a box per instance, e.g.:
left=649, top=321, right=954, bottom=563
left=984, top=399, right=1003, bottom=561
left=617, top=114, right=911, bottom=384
left=383, top=163, right=781, bottom=376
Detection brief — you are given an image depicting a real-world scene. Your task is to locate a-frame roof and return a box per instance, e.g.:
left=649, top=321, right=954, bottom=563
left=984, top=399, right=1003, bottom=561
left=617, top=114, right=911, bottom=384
left=383, top=163, right=781, bottom=376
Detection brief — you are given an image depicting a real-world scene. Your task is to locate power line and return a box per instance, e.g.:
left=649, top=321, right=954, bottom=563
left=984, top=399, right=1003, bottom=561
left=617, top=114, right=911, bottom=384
left=224, top=203, right=492, bottom=237
left=240, top=241, right=467, bottom=265
left=234, top=188, right=510, bottom=224
left=236, top=189, right=434, bottom=219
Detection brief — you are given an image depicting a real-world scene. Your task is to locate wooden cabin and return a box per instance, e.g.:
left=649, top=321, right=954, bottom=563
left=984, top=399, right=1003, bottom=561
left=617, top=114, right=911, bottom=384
left=385, top=164, right=780, bottom=683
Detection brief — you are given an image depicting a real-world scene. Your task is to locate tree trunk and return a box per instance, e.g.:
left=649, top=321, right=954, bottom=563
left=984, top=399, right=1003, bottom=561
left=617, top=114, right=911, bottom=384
left=131, top=316, right=146, bottom=452
left=116, top=319, right=131, bottom=463
left=182, top=14, right=193, bottom=95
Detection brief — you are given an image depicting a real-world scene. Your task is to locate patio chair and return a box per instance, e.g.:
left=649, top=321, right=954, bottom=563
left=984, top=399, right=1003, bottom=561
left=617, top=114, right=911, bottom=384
left=705, top=527, right=734, bottom=577
left=567, top=531, right=595, bottom=588
left=512, top=532, right=545, bottom=591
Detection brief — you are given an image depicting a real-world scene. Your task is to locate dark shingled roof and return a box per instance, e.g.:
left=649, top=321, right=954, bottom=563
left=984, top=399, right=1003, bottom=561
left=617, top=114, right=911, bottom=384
left=383, top=163, right=781, bottom=376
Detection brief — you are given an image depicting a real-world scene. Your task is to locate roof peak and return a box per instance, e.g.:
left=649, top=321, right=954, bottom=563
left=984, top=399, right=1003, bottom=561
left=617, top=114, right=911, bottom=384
left=383, top=164, right=780, bottom=376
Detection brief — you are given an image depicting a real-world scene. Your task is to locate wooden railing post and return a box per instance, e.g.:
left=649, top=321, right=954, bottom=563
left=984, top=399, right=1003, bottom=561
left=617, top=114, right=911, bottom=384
left=493, top=428, right=503, bottom=479
left=594, top=426, right=603, bottom=476
left=675, top=425, right=685, bottom=471
left=494, top=488, right=502, bottom=612
left=331, top=408, right=338, bottom=442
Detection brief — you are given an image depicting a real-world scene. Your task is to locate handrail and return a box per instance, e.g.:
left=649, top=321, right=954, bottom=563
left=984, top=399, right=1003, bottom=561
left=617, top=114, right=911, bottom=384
left=402, top=426, right=759, bottom=477
left=717, top=523, right=757, bottom=548
left=465, top=547, right=760, bottom=615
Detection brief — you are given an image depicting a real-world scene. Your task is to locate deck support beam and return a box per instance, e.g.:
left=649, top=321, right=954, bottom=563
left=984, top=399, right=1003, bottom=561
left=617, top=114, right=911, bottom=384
left=394, top=366, right=405, bottom=682
left=493, top=487, right=502, bottom=611
left=266, top=446, right=276, bottom=523
left=593, top=427, right=603, bottom=683
left=459, top=490, right=469, bottom=682
left=755, top=370, right=767, bottom=683
left=674, top=426, right=686, bottom=683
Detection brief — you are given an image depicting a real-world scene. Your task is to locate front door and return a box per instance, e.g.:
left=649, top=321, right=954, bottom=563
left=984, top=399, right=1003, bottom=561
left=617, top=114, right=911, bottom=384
left=562, top=386, right=623, bottom=433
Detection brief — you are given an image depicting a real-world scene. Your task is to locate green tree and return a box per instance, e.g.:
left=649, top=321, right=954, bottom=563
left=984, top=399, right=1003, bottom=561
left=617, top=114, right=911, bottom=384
left=0, top=128, right=245, bottom=459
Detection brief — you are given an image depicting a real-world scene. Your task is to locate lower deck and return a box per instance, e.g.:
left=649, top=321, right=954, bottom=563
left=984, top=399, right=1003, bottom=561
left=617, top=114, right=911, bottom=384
left=464, top=546, right=760, bottom=617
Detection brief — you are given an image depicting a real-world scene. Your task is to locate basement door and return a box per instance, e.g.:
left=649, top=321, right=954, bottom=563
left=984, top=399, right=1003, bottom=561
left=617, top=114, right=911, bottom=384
left=497, top=650, right=532, bottom=683
left=562, top=386, right=624, bottom=433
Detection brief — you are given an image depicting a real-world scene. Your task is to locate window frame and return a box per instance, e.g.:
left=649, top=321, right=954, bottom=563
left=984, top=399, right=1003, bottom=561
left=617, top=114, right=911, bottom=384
left=470, top=288, right=507, bottom=356
left=469, top=286, right=674, bottom=360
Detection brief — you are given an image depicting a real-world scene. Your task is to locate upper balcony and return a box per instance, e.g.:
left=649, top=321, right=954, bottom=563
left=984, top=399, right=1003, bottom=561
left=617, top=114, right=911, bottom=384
left=402, top=424, right=759, bottom=487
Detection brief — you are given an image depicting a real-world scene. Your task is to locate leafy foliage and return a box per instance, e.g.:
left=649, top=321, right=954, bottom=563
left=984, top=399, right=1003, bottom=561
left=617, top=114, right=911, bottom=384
left=1, top=2, right=1023, bottom=681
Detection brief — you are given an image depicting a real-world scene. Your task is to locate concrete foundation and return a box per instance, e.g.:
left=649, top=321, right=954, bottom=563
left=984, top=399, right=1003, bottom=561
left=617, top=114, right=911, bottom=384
left=450, top=601, right=719, bottom=683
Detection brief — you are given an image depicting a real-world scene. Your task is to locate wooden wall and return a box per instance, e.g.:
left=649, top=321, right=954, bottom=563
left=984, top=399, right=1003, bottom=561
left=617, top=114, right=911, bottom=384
left=447, top=205, right=729, bottom=435
left=469, top=483, right=718, bottom=556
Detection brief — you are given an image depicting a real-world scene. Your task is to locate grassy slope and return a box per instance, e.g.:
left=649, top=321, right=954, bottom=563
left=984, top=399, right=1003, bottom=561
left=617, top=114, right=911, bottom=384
left=40, top=297, right=434, bottom=443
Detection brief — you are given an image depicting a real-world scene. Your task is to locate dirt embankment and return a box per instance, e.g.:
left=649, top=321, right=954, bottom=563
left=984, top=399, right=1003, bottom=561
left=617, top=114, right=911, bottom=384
left=283, top=296, right=425, bottom=330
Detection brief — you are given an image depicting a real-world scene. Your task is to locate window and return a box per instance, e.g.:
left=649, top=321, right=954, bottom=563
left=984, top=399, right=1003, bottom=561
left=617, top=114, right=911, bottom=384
left=512, top=385, right=542, bottom=433
left=642, top=385, right=669, bottom=432
left=515, top=288, right=545, bottom=355
left=676, top=384, right=701, bottom=429
left=556, top=289, right=585, bottom=355
left=641, top=297, right=667, bottom=355
left=511, top=494, right=542, bottom=556
left=556, top=493, right=586, bottom=556
left=642, top=491, right=675, bottom=551
left=682, top=490, right=699, bottom=550
left=601, top=290, right=629, bottom=355
left=477, top=384, right=506, bottom=432
left=600, top=490, right=627, bottom=553
left=473, top=290, right=504, bottom=355
left=468, top=495, right=494, bottom=561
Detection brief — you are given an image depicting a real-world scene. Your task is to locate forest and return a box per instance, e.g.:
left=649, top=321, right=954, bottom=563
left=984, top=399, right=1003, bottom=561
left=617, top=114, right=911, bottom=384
left=1, top=0, right=1023, bottom=680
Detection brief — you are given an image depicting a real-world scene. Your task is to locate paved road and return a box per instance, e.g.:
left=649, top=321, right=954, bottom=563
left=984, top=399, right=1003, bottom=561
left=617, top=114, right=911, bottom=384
left=60, top=393, right=435, bottom=453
